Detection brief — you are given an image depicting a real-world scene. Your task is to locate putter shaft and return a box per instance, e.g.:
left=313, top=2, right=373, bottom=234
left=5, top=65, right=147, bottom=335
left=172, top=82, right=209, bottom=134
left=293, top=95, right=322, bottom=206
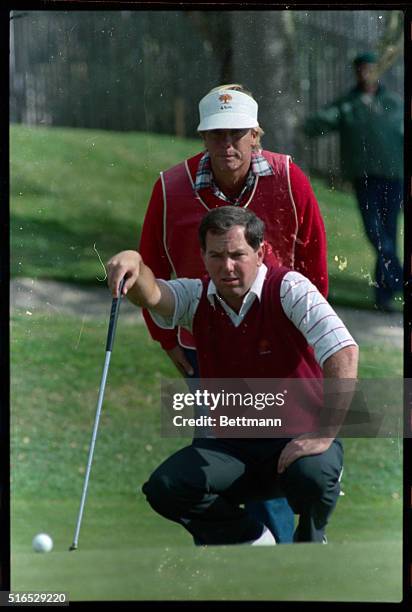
left=69, top=279, right=125, bottom=551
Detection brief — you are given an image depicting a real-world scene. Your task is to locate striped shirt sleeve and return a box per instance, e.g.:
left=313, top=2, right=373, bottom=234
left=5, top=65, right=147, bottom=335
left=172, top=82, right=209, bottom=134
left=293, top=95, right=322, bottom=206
left=280, top=271, right=358, bottom=367
left=148, top=278, right=203, bottom=333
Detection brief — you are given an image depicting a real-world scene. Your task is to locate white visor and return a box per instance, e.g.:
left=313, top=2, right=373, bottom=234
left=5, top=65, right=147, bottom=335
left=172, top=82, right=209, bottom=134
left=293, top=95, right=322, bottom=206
left=197, top=89, right=259, bottom=131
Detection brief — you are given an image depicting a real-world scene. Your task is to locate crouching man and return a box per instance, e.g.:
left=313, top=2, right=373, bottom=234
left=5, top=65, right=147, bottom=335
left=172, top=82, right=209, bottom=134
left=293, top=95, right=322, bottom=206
left=107, top=206, right=358, bottom=545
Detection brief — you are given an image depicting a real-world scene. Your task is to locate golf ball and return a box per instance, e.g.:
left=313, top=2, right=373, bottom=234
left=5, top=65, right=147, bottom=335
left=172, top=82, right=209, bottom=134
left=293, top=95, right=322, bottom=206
left=32, top=533, right=53, bottom=553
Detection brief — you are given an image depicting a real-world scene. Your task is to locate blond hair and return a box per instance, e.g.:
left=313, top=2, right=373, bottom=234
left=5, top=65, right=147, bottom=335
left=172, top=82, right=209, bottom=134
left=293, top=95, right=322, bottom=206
left=203, top=83, right=264, bottom=150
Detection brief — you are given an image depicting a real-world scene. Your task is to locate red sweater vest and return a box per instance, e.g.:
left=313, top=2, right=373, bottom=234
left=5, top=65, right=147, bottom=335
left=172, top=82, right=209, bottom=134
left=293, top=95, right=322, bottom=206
left=192, top=266, right=323, bottom=436
left=162, top=151, right=298, bottom=348
left=192, top=266, right=322, bottom=379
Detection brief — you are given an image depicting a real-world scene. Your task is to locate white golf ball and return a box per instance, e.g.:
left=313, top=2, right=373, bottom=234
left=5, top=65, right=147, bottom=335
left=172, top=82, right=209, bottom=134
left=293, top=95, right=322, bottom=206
left=32, top=533, right=53, bottom=553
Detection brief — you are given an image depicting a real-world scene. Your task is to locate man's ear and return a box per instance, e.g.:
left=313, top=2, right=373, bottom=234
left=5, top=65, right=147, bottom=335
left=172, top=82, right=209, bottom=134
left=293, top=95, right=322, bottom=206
left=256, top=242, right=265, bottom=265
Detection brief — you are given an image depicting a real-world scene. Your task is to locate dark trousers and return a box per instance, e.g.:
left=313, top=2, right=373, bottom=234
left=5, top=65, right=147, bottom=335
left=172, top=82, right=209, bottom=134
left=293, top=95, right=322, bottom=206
left=182, top=348, right=295, bottom=543
left=142, top=438, right=343, bottom=544
left=353, top=177, right=403, bottom=307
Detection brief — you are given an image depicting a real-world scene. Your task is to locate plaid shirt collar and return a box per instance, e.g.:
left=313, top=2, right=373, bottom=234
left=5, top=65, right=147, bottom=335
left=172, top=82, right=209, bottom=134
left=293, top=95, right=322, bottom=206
left=194, top=151, right=274, bottom=205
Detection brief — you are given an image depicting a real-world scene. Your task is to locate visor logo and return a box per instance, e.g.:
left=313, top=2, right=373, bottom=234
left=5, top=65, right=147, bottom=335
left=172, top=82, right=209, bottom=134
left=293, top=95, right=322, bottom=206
left=219, top=94, right=233, bottom=104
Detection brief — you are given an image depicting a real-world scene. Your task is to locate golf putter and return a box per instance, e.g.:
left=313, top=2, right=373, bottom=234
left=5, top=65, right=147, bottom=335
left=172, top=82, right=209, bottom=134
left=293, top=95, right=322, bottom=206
left=69, top=277, right=126, bottom=551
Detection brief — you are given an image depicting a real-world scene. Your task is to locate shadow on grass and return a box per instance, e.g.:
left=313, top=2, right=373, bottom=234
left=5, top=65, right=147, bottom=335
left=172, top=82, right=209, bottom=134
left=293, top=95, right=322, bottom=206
left=328, top=274, right=402, bottom=311
left=11, top=213, right=142, bottom=285
left=329, top=274, right=375, bottom=310
left=11, top=176, right=52, bottom=198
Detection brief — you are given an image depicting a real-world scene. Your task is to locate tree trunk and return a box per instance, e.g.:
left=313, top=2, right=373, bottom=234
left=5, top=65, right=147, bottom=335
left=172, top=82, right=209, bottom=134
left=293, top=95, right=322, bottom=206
left=230, top=11, right=299, bottom=157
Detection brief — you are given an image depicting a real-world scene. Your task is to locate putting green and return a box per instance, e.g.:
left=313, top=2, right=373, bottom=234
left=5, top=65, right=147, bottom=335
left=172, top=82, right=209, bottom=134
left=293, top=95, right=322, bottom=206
left=12, top=493, right=402, bottom=601
left=12, top=541, right=401, bottom=602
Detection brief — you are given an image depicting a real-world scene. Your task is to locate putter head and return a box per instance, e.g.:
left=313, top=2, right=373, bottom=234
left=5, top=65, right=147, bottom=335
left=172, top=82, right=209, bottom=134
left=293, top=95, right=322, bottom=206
left=69, top=543, right=78, bottom=551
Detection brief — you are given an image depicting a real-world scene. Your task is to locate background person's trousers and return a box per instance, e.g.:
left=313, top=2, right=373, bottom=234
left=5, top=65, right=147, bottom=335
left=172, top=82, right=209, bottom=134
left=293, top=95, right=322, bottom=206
left=183, top=347, right=295, bottom=543
left=142, top=438, right=343, bottom=545
left=353, top=176, right=403, bottom=308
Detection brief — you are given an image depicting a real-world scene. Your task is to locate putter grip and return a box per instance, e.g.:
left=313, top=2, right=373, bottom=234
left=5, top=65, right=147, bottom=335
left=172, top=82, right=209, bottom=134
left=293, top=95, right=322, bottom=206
left=106, top=278, right=126, bottom=352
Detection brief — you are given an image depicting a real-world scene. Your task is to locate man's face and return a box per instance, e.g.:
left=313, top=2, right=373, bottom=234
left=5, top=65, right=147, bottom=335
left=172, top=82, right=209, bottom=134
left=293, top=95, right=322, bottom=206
left=355, top=62, right=378, bottom=89
left=202, top=225, right=264, bottom=309
left=201, top=128, right=258, bottom=176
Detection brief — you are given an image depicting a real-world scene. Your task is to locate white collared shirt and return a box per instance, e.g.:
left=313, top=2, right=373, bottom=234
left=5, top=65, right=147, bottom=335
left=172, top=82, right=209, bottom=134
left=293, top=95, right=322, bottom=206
left=150, top=264, right=357, bottom=367
left=206, top=263, right=267, bottom=326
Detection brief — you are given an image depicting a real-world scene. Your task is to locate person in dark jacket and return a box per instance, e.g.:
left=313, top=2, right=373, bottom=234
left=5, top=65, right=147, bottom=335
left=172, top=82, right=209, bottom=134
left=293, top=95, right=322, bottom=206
left=303, top=52, right=403, bottom=312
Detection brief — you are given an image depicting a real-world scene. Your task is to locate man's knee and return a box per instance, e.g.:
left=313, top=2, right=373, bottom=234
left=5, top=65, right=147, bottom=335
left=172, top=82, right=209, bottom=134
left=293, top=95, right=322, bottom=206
left=283, top=447, right=343, bottom=505
left=285, top=456, right=327, bottom=500
left=143, top=459, right=208, bottom=521
left=142, top=470, right=181, bottom=520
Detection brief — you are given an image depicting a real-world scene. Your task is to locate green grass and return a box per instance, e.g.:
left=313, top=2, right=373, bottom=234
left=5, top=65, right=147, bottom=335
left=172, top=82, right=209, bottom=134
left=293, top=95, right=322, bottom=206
left=10, top=124, right=201, bottom=283
left=12, top=539, right=402, bottom=601
left=11, top=311, right=402, bottom=601
left=10, top=123, right=403, bottom=309
left=11, top=313, right=183, bottom=498
left=359, top=343, right=403, bottom=378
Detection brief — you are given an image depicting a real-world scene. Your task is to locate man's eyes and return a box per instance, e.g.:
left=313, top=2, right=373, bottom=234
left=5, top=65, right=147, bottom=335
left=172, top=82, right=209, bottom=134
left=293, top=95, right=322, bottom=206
left=210, top=252, right=246, bottom=258
left=209, top=130, right=245, bottom=138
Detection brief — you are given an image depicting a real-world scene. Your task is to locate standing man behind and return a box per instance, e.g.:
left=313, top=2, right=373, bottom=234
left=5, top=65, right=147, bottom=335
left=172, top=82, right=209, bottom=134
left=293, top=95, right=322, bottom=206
left=139, top=83, right=329, bottom=543
left=303, top=52, right=403, bottom=312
